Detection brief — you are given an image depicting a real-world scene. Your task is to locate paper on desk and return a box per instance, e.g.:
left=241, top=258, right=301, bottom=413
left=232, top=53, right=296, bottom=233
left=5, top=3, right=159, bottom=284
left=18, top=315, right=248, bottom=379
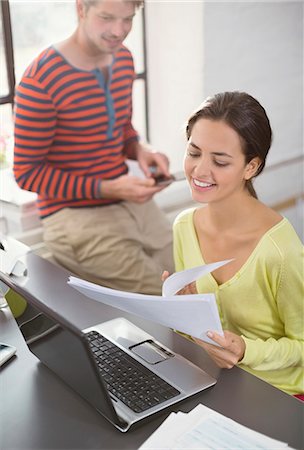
left=68, top=259, right=231, bottom=343
left=139, top=403, right=292, bottom=450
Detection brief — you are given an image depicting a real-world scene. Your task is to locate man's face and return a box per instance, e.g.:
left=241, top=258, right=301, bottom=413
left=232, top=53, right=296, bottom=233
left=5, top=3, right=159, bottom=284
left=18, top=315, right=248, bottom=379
left=79, top=0, right=136, bottom=55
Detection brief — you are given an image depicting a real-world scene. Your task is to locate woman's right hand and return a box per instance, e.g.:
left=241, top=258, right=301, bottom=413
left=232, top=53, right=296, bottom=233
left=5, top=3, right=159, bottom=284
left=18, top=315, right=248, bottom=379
left=176, top=281, right=197, bottom=295
left=193, top=330, right=246, bottom=369
left=161, top=271, right=197, bottom=295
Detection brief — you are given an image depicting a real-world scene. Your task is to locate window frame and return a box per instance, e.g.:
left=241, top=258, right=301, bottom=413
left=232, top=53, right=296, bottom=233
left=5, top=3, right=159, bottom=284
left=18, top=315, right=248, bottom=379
left=0, top=0, right=15, bottom=107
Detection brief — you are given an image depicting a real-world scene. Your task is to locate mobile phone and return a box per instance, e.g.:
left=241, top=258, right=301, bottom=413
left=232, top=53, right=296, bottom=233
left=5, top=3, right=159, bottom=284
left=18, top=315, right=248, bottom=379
left=154, top=171, right=185, bottom=185
left=153, top=174, right=174, bottom=185
left=0, top=342, right=17, bottom=366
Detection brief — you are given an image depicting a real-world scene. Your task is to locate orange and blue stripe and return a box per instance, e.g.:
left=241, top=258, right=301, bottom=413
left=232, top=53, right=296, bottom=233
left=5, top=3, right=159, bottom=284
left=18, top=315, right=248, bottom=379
left=13, top=45, right=139, bottom=219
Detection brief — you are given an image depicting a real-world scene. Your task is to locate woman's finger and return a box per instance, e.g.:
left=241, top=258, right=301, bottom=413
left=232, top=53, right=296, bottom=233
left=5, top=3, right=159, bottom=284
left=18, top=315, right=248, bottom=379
left=161, top=270, right=170, bottom=282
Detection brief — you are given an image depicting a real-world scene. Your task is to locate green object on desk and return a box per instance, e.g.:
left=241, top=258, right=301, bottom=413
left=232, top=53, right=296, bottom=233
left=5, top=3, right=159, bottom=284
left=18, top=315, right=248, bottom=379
left=5, top=289, right=27, bottom=318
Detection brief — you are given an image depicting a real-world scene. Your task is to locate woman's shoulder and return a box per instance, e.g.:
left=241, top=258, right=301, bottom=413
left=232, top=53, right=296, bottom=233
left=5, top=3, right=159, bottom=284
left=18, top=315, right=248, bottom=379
left=251, top=201, right=302, bottom=251
left=261, top=217, right=303, bottom=262
left=266, top=217, right=302, bottom=243
left=173, top=207, right=197, bottom=227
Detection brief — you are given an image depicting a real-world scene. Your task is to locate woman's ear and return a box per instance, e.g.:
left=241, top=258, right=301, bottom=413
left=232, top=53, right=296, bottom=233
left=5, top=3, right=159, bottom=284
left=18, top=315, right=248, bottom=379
left=244, top=157, right=261, bottom=180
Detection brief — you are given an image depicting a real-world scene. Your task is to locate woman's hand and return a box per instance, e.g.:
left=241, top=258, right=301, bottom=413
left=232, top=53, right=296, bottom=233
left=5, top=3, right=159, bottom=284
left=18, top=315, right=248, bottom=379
left=161, top=271, right=197, bottom=295
left=193, top=330, right=246, bottom=369
left=161, top=272, right=245, bottom=368
left=161, top=271, right=170, bottom=282
left=177, top=281, right=197, bottom=295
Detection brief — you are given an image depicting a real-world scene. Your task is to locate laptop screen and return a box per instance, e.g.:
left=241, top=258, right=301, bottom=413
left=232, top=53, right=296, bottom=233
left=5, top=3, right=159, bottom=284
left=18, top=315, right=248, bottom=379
left=18, top=308, right=124, bottom=429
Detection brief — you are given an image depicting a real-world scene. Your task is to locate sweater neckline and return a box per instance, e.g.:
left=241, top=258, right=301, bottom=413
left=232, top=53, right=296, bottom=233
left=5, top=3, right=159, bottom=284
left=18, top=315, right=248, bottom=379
left=189, top=209, right=287, bottom=289
left=50, top=45, right=117, bottom=75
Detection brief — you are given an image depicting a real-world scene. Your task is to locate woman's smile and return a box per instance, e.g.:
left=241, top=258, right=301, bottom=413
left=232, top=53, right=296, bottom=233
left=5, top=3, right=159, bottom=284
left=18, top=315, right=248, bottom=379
left=192, top=178, right=216, bottom=190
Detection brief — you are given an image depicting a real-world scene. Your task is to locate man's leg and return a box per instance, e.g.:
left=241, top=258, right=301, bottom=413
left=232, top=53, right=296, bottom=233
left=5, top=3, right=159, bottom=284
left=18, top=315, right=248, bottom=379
left=122, top=199, right=174, bottom=275
left=42, top=203, right=173, bottom=294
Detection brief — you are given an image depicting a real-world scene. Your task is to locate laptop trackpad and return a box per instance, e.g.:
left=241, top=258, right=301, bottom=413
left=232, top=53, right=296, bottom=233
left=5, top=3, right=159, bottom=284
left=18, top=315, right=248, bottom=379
left=130, top=339, right=173, bottom=365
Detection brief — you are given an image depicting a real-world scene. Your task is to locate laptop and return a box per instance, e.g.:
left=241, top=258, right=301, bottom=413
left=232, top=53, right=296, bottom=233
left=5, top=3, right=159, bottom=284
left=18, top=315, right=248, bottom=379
left=18, top=298, right=217, bottom=432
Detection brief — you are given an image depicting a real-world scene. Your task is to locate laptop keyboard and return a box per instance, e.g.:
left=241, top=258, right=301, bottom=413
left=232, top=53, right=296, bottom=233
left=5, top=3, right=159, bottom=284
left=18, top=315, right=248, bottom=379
left=86, top=330, right=180, bottom=413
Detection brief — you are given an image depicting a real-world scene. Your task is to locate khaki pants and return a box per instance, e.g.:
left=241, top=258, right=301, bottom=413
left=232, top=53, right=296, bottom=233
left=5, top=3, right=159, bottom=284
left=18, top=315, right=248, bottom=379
left=42, top=200, right=174, bottom=295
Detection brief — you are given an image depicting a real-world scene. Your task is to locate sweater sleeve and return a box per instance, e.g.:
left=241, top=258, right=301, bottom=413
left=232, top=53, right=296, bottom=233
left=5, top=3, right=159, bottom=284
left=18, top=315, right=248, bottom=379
left=13, top=77, right=101, bottom=200
left=121, top=56, right=139, bottom=159
left=122, top=120, right=139, bottom=160
left=240, top=240, right=304, bottom=371
left=173, top=220, right=186, bottom=272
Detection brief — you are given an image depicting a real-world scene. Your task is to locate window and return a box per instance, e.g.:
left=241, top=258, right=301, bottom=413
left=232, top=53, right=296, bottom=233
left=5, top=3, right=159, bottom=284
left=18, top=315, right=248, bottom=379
left=0, top=0, right=15, bottom=167
left=0, top=0, right=148, bottom=168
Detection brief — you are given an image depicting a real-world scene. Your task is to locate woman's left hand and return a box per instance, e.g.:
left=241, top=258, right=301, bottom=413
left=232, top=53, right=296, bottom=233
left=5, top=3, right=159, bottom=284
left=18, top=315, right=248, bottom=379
left=193, top=330, right=246, bottom=369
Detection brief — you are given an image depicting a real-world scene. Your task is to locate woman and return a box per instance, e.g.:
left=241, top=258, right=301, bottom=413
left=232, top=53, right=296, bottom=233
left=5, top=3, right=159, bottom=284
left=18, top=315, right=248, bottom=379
left=171, top=91, right=303, bottom=396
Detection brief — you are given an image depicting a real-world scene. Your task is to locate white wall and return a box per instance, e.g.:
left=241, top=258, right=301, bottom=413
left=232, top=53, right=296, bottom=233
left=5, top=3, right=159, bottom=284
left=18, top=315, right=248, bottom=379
left=145, top=1, right=204, bottom=173
left=146, top=1, right=303, bottom=239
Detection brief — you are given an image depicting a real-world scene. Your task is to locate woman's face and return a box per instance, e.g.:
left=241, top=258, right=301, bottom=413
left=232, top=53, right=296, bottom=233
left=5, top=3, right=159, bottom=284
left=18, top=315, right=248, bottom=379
left=184, top=118, right=258, bottom=205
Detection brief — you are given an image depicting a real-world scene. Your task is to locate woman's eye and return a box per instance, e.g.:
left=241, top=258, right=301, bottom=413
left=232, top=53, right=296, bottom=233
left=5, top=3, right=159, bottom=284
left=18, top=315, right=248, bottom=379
left=187, top=151, right=200, bottom=158
left=214, top=160, right=229, bottom=167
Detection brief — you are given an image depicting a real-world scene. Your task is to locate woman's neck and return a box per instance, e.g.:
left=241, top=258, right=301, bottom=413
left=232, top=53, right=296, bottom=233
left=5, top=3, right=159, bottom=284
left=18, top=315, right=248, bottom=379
left=199, top=193, right=260, bottom=234
left=197, top=192, right=282, bottom=239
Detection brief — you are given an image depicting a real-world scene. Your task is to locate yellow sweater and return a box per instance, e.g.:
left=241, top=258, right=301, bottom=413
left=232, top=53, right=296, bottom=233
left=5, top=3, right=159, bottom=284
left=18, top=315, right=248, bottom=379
left=173, top=208, right=304, bottom=395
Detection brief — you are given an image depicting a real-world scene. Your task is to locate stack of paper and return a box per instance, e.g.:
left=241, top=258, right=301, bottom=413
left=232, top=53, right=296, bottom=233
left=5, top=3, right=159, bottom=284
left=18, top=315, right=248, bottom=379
left=139, top=404, right=293, bottom=449
left=68, top=260, right=232, bottom=344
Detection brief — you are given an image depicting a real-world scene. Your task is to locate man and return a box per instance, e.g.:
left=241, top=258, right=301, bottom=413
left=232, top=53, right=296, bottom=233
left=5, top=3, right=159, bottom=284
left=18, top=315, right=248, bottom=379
left=13, top=0, right=173, bottom=295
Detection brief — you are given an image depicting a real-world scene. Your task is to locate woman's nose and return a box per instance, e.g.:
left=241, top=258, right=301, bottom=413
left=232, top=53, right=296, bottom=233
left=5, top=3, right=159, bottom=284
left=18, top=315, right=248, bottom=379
left=195, top=155, right=212, bottom=176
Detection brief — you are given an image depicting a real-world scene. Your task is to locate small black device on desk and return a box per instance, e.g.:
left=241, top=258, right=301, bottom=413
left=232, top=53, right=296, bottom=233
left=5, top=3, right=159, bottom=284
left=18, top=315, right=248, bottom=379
left=0, top=342, right=17, bottom=366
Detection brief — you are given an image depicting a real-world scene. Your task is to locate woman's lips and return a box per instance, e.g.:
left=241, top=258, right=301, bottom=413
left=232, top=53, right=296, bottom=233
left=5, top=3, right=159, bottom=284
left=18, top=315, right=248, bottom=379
left=193, top=178, right=215, bottom=189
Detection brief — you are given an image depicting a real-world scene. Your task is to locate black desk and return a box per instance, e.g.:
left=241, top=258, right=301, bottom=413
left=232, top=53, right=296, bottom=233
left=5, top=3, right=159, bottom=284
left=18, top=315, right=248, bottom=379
left=1, top=252, right=303, bottom=450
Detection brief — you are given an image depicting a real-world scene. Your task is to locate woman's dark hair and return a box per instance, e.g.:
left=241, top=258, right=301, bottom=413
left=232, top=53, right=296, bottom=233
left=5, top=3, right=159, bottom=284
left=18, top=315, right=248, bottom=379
left=186, top=91, right=272, bottom=199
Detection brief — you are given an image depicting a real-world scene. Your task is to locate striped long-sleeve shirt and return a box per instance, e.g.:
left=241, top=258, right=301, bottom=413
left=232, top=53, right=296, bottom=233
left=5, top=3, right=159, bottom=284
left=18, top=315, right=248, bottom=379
left=13, top=45, right=139, bottom=219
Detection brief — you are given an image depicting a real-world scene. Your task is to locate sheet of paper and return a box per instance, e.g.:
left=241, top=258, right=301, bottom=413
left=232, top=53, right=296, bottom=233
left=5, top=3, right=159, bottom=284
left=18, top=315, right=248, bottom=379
left=175, top=411, right=289, bottom=449
left=68, top=260, right=231, bottom=343
left=162, top=259, right=233, bottom=296
left=139, top=404, right=292, bottom=450
left=69, top=279, right=221, bottom=343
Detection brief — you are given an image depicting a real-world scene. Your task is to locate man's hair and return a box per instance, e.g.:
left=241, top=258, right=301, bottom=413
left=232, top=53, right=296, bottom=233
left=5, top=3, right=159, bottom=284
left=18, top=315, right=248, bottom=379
left=82, top=0, right=144, bottom=11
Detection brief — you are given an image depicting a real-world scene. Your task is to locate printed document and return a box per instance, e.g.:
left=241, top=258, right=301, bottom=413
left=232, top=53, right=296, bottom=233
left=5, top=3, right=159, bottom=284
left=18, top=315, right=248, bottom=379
left=68, top=259, right=232, bottom=344
left=139, top=403, right=293, bottom=449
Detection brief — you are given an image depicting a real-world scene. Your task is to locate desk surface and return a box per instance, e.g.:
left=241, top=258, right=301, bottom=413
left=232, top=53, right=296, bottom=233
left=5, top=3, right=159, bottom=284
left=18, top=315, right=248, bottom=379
left=1, top=251, right=303, bottom=450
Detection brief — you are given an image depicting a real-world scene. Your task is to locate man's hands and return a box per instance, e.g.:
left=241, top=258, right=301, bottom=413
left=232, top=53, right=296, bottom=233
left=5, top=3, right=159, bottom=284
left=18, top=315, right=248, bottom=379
left=100, top=142, right=171, bottom=203
left=136, top=145, right=170, bottom=179
left=193, top=331, right=246, bottom=369
left=101, top=174, right=167, bottom=203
